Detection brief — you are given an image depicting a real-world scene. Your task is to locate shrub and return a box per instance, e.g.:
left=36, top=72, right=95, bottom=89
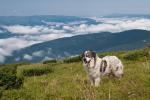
left=14, top=62, right=31, bottom=66
left=124, top=50, right=149, bottom=61
left=0, top=65, right=17, bottom=75
left=43, top=59, right=57, bottom=64
left=0, top=65, right=23, bottom=90
left=0, top=73, right=23, bottom=89
left=17, top=64, right=53, bottom=77
left=0, top=87, right=3, bottom=98
left=23, top=68, right=52, bottom=76
left=63, top=56, right=81, bottom=63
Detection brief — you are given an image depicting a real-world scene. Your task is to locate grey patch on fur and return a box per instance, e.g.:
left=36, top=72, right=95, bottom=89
left=116, top=66, right=119, bottom=71
left=100, top=60, right=107, bottom=72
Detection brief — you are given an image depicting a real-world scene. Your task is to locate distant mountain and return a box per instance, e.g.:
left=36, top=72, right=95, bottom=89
left=5, top=29, right=150, bottom=63
left=104, top=14, right=150, bottom=18
left=0, top=15, right=95, bottom=25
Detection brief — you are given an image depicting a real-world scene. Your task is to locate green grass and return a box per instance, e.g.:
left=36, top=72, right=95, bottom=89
left=0, top=47, right=150, bottom=100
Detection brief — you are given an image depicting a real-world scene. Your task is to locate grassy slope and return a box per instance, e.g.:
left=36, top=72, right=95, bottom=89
left=1, top=50, right=150, bottom=100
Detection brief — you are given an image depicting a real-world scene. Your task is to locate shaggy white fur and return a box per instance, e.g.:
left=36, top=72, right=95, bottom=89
left=83, top=55, right=102, bottom=86
left=101, top=56, right=124, bottom=78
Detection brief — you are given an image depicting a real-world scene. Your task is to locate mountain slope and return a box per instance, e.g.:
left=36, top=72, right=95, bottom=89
left=5, top=30, right=150, bottom=63
left=1, top=46, right=150, bottom=99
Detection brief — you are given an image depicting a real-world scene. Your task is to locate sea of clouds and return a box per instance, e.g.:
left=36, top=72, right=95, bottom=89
left=1, top=16, right=150, bottom=63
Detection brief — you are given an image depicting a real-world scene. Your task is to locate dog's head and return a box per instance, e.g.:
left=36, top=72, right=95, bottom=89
left=82, top=50, right=96, bottom=64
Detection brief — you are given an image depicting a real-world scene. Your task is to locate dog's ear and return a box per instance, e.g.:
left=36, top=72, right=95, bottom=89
left=92, top=51, right=96, bottom=58
left=91, top=51, right=96, bottom=67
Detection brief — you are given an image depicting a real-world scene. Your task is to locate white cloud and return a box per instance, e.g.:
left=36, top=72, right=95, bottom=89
left=0, top=38, right=35, bottom=49
left=47, top=48, right=52, bottom=54
left=0, top=30, right=3, bottom=33
left=42, top=20, right=87, bottom=26
left=73, top=18, right=150, bottom=33
left=0, top=25, right=72, bottom=63
left=63, top=25, right=74, bottom=31
left=41, top=20, right=66, bottom=26
left=3, top=18, right=150, bottom=36
left=42, top=56, right=53, bottom=61
left=32, top=51, right=44, bottom=57
left=68, top=21, right=87, bottom=25
left=64, top=51, right=70, bottom=56
left=37, top=33, right=72, bottom=41
left=15, top=57, right=20, bottom=61
left=0, top=54, right=6, bottom=63
left=0, top=38, right=37, bottom=63
left=3, top=25, right=65, bottom=34
left=20, top=33, right=72, bottom=42
left=24, top=54, right=32, bottom=60
left=3, top=25, right=43, bottom=34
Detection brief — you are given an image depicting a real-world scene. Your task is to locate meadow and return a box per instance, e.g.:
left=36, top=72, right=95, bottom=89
left=0, top=47, right=150, bottom=100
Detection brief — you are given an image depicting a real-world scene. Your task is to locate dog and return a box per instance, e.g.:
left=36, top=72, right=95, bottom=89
left=82, top=50, right=124, bottom=86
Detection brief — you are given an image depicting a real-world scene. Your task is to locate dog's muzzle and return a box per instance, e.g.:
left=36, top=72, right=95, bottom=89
left=83, top=58, right=91, bottom=64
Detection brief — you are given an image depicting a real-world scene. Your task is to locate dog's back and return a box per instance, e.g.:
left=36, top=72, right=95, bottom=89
left=101, top=56, right=124, bottom=77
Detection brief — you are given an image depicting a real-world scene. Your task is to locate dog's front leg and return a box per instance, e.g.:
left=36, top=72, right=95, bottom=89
left=94, top=77, right=100, bottom=87
left=89, top=76, right=94, bottom=86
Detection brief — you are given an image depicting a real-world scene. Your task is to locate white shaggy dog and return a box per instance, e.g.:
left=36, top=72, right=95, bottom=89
left=82, top=50, right=124, bottom=86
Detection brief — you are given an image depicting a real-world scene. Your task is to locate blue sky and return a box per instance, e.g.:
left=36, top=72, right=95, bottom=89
left=0, top=0, right=150, bottom=16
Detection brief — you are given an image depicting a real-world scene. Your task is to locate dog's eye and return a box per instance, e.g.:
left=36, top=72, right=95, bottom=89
left=86, top=54, right=89, bottom=57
